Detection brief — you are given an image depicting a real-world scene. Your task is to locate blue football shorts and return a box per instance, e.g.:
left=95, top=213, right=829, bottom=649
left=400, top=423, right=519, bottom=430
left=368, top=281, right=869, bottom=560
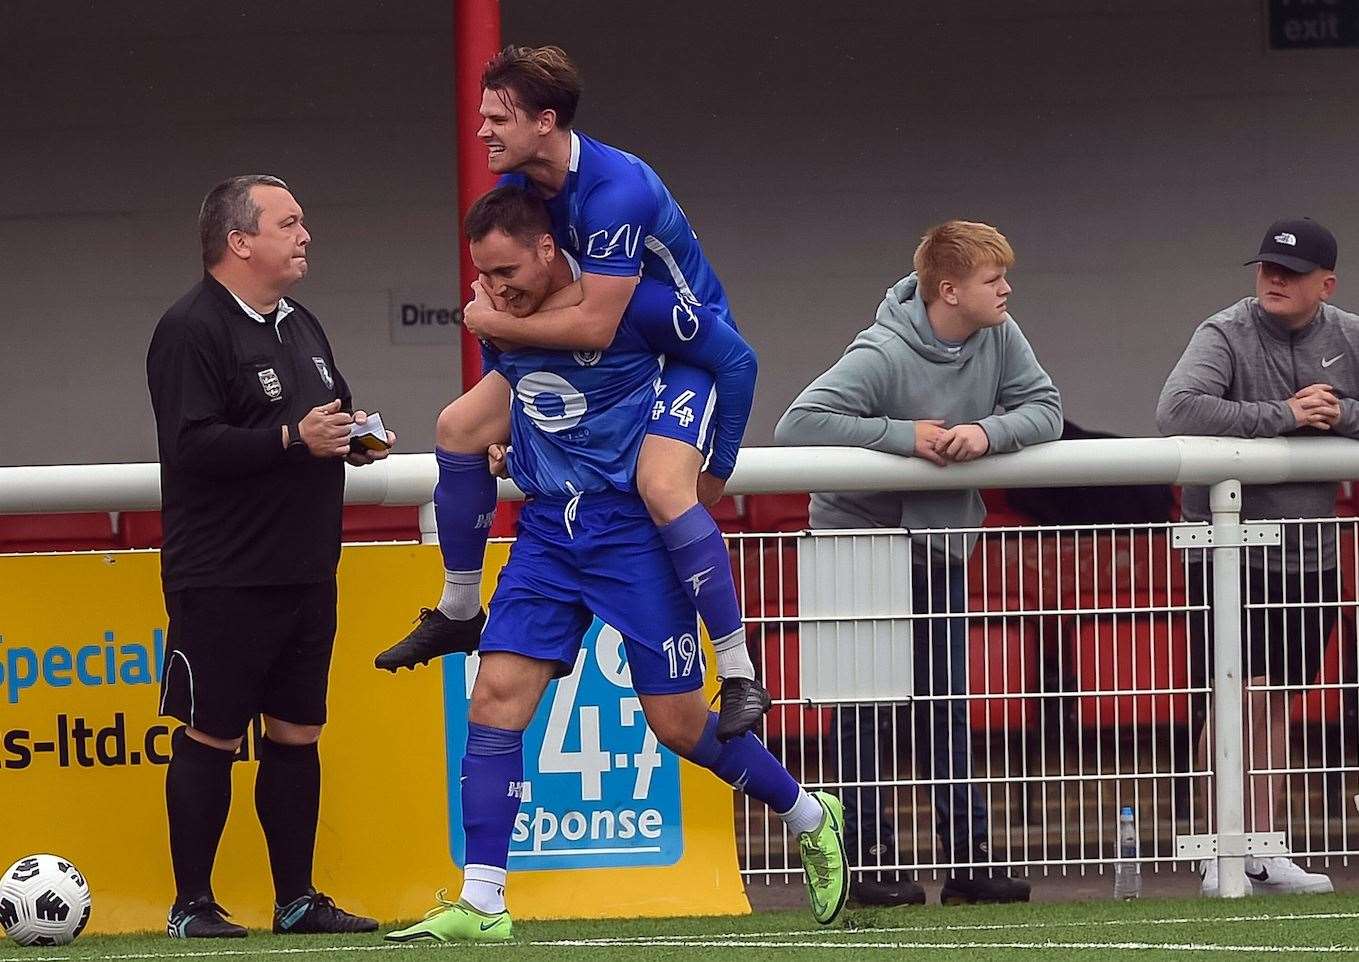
left=480, top=491, right=705, bottom=695
left=647, top=360, right=717, bottom=457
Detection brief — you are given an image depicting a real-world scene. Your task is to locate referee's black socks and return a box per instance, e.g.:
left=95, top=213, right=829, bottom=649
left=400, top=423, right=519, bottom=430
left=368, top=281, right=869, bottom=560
left=255, top=735, right=321, bottom=906
left=166, top=727, right=235, bottom=907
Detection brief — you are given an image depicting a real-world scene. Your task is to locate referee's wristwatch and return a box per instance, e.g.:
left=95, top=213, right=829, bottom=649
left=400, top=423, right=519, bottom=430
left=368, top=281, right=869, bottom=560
left=287, top=420, right=306, bottom=449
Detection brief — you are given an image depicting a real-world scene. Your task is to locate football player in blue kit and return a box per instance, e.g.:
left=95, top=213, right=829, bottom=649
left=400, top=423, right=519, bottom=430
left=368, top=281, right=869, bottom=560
left=375, top=46, right=770, bottom=741
left=383, top=187, right=847, bottom=942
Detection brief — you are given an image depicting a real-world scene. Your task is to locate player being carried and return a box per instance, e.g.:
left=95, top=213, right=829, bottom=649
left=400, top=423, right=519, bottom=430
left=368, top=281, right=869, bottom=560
left=383, top=186, right=847, bottom=942
left=374, top=45, right=769, bottom=741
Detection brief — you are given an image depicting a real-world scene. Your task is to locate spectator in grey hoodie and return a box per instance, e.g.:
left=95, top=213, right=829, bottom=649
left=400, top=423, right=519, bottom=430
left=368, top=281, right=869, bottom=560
left=776, top=220, right=1060, bottom=906
left=1157, top=217, right=1350, bottom=898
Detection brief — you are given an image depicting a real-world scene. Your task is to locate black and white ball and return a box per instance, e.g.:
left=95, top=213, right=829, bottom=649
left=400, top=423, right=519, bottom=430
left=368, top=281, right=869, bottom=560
left=0, top=854, right=92, bottom=946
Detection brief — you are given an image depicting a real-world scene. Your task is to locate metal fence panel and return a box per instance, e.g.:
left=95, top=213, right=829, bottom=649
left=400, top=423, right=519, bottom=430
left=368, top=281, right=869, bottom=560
left=734, top=516, right=1357, bottom=887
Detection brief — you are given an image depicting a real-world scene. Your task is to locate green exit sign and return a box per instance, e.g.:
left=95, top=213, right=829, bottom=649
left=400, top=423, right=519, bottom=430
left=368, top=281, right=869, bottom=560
left=1269, top=0, right=1359, bottom=48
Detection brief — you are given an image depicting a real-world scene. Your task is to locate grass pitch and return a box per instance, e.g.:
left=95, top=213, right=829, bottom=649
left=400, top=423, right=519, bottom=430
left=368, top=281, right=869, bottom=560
left=4, top=894, right=1359, bottom=961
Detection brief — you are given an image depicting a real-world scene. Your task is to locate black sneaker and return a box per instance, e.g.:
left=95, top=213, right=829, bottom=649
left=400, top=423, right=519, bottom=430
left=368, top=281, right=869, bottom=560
left=273, top=890, right=378, bottom=935
left=940, top=873, right=1031, bottom=905
left=166, top=896, right=247, bottom=939
left=714, top=676, right=772, bottom=741
left=375, top=608, right=484, bottom=671
left=851, top=875, right=926, bottom=907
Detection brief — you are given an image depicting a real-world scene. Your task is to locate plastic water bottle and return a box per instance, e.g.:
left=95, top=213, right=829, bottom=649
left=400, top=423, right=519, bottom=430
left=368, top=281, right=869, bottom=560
left=1113, top=805, right=1142, bottom=899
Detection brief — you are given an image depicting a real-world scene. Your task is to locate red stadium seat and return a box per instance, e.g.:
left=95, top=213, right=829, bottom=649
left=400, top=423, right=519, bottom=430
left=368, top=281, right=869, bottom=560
left=755, top=626, right=832, bottom=739
left=981, top=488, right=1031, bottom=528
left=118, top=510, right=164, bottom=548
left=341, top=505, right=420, bottom=542
left=969, top=532, right=1045, bottom=615
left=490, top=500, right=522, bottom=538
left=1073, top=614, right=1192, bottom=729
left=0, top=512, right=118, bottom=553
left=1294, top=619, right=1348, bottom=724
left=735, top=539, right=799, bottom=619
left=709, top=495, right=747, bottom=533
left=970, top=529, right=1187, bottom=620
left=968, top=618, right=1039, bottom=731
left=745, top=493, right=809, bottom=532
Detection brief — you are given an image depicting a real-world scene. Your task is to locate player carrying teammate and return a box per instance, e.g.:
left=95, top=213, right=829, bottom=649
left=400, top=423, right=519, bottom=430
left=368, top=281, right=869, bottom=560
left=374, top=46, right=768, bottom=741
left=383, top=187, right=847, bottom=942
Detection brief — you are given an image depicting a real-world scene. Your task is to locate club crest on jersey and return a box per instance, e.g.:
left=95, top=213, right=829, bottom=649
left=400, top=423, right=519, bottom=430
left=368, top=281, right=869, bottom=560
left=312, top=356, right=334, bottom=389
left=258, top=368, right=283, bottom=400
left=573, top=350, right=602, bottom=367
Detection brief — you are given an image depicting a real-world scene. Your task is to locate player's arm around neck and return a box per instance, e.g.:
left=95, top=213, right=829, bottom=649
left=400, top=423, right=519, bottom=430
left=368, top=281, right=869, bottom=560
left=478, top=272, right=637, bottom=351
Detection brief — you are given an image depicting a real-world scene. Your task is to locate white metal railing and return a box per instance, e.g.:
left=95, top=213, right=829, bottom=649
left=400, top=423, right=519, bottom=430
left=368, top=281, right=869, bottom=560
left=5, top=437, right=1359, bottom=900
left=6, top=437, right=1359, bottom=513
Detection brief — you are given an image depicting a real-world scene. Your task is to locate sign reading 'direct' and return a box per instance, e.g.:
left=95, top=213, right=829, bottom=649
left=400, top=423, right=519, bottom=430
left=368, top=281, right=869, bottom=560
left=1269, top=0, right=1359, bottom=49
left=389, top=289, right=462, bottom=344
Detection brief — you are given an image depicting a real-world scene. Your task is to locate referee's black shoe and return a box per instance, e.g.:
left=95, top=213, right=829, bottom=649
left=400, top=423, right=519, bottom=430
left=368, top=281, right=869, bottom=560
left=274, top=890, right=378, bottom=935
left=375, top=608, right=484, bottom=671
left=714, top=675, right=772, bottom=741
left=166, top=896, right=247, bottom=939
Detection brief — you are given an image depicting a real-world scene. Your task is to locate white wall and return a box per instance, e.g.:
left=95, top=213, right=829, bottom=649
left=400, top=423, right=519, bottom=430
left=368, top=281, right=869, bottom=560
left=4, top=0, right=1358, bottom=465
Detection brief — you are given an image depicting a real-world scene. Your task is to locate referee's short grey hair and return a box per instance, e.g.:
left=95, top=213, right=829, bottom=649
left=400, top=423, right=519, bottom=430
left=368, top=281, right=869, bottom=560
left=199, top=174, right=290, bottom=269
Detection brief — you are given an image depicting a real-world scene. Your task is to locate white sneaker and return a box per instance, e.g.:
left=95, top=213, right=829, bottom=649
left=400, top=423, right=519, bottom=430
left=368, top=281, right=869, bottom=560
left=1200, top=859, right=1254, bottom=897
left=1245, top=855, right=1334, bottom=895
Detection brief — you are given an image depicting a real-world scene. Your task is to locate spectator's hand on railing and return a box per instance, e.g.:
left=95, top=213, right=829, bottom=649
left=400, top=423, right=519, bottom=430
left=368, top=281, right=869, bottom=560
left=1290, top=384, right=1341, bottom=430
left=697, top=471, right=726, bottom=507
left=915, top=420, right=948, bottom=466
left=935, top=423, right=990, bottom=463
left=299, top=399, right=353, bottom=458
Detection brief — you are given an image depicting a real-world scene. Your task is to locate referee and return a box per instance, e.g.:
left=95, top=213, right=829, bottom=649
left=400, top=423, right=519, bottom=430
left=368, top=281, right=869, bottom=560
left=146, top=175, right=391, bottom=938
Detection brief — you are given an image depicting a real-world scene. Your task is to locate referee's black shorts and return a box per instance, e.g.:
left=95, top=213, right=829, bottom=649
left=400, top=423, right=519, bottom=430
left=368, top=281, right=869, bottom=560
left=1188, top=561, right=1338, bottom=690
left=159, top=579, right=337, bottom=740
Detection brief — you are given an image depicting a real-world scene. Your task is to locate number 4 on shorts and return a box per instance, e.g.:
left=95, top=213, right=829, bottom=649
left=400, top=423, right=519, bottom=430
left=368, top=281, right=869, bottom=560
left=668, top=390, right=695, bottom=428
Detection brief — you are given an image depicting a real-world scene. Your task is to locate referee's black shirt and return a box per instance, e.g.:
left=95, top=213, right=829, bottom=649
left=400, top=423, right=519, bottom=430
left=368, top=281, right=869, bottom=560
left=147, top=273, right=351, bottom=591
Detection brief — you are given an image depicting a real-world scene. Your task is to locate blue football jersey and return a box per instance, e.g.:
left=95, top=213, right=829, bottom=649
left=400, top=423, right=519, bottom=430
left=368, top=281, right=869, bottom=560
left=500, top=130, right=734, bottom=327
left=485, top=279, right=756, bottom=499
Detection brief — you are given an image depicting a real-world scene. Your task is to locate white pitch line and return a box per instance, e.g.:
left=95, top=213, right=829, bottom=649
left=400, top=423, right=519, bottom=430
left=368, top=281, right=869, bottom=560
left=544, top=910, right=1359, bottom=945
left=10, top=943, right=447, bottom=962
left=535, top=938, right=1359, bottom=953
left=12, top=910, right=1359, bottom=961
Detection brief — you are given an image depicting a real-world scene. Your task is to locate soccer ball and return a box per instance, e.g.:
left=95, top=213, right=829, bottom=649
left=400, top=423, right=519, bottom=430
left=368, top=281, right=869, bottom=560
left=0, top=854, right=92, bottom=946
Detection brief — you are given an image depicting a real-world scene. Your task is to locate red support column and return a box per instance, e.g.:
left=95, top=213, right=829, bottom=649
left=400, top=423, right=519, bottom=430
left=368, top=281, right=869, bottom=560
left=454, top=0, right=501, bottom=391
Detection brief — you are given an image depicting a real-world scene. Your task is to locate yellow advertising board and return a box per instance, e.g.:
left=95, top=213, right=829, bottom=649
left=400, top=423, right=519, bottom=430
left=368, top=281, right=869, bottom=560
left=0, top=544, right=749, bottom=933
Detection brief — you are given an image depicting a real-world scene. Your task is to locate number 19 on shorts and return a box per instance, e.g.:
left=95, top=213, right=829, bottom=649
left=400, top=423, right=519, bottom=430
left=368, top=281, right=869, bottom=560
left=662, top=633, right=698, bottom=680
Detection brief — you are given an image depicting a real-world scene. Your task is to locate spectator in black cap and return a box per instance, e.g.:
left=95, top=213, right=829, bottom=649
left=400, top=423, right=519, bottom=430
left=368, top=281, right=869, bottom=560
left=1157, top=217, right=1350, bottom=898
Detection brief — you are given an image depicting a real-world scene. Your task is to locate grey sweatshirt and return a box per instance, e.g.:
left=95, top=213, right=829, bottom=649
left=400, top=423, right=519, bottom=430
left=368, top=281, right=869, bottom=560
left=775, top=272, right=1063, bottom=560
left=1156, top=297, right=1359, bottom=572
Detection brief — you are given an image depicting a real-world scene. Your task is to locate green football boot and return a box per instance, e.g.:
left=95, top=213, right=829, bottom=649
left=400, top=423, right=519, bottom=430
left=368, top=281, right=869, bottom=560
left=799, top=791, right=849, bottom=925
left=384, top=890, right=512, bottom=943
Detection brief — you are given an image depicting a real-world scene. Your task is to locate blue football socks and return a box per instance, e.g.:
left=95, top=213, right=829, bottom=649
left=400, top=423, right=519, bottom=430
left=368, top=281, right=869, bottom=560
left=687, top=711, right=799, bottom=813
left=434, top=448, right=497, bottom=620
left=657, top=504, right=754, bottom=679
left=460, top=722, right=523, bottom=913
